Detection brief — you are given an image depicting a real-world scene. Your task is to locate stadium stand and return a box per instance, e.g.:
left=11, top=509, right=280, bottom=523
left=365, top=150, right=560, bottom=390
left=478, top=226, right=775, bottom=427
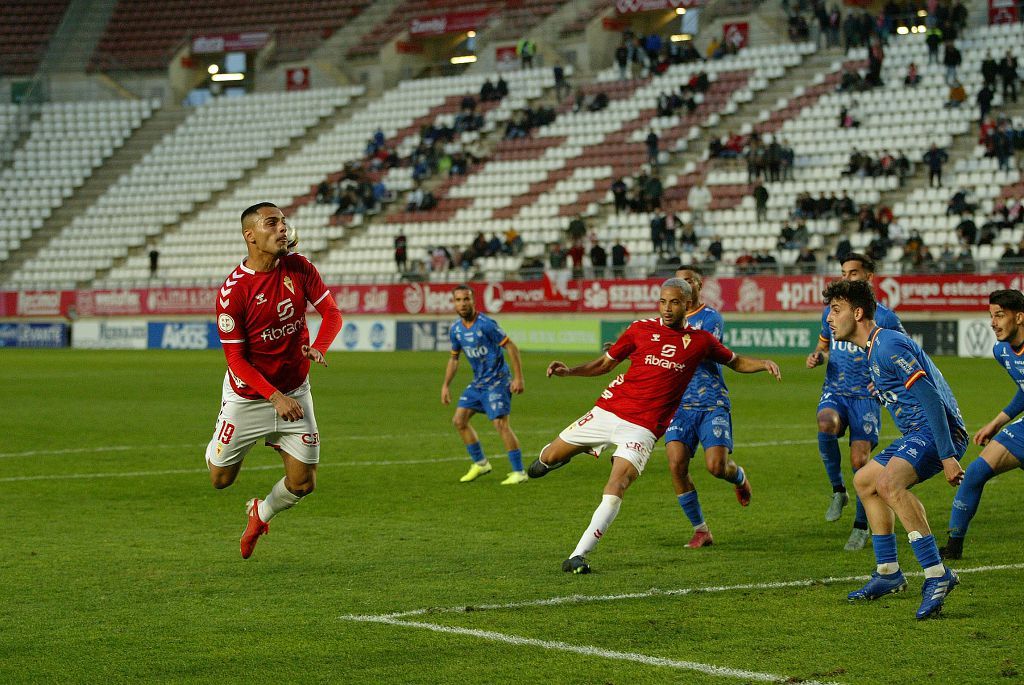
left=10, top=88, right=359, bottom=288
left=89, top=0, right=370, bottom=71
left=0, top=99, right=157, bottom=272
left=0, top=0, right=70, bottom=75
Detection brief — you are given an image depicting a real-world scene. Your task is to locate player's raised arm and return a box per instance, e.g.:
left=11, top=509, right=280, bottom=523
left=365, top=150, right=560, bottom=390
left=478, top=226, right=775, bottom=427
left=503, top=338, right=525, bottom=394
left=547, top=354, right=619, bottom=378
left=728, top=354, right=782, bottom=380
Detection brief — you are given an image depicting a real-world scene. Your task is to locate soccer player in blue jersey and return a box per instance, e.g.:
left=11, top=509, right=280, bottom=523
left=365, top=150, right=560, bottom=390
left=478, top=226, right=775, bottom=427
left=825, top=279, right=966, bottom=620
left=806, top=253, right=905, bottom=550
left=664, top=267, right=752, bottom=549
left=441, top=285, right=527, bottom=484
left=941, top=289, right=1024, bottom=560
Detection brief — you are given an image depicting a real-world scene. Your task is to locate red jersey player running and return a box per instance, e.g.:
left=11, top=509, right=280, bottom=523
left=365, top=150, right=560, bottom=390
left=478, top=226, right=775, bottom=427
left=528, top=278, right=782, bottom=574
left=206, top=202, right=343, bottom=559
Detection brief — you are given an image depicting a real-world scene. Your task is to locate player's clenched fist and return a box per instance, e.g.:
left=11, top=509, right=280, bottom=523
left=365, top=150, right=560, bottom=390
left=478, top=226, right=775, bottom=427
left=547, top=361, right=570, bottom=377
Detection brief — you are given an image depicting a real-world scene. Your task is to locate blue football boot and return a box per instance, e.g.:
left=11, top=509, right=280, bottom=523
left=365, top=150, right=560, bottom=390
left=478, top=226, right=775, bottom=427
left=847, top=571, right=908, bottom=601
left=916, top=567, right=959, bottom=620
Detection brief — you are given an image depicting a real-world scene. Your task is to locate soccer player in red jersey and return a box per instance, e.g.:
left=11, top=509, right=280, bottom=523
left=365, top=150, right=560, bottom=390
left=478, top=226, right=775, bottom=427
left=205, top=202, right=343, bottom=559
left=528, top=279, right=782, bottom=573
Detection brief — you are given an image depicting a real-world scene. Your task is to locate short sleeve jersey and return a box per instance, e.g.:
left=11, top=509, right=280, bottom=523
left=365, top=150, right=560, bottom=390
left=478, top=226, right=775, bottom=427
left=449, top=313, right=511, bottom=389
left=992, top=340, right=1024, bottom=412
left=820, top=301, right=904, bottom=397
left=597, top=317, right=735, bottom=437
left=866, top=327, right=965, bottom=438
left=216, top=253, right=331, bottom=399
left=679, top=304, right=730, bottom=410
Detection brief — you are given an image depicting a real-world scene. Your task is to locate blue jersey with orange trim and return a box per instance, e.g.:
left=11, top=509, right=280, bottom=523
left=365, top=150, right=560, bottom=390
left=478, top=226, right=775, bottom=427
left=992, top=339, right=1024, bottom=417
left=679, top=304, right=730, bottom=410
left=867, top=327, right=965, bottom=439
left=820, top=302, right=903, bottom=397
left=449, top=313, right=511, bottom=389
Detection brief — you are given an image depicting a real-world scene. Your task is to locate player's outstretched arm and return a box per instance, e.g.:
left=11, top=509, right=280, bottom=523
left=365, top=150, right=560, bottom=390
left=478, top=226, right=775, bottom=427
left=441, top=354, right=460, bottom=405
left=547, top=355, right=618, bottom=378
left=504, top=339, right=525, bottom=394
left=728, top=355, right=782, bottom=380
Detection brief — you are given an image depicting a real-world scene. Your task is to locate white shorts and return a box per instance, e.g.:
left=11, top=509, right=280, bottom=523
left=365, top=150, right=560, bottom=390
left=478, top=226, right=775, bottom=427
left=204, top=374, right=320, bottom=468
left=558, top=406, right=656, bottom=474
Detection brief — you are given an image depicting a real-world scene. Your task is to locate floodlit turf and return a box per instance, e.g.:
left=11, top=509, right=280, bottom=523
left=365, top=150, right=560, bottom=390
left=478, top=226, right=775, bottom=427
left=1, top=349, right=1023, bottom=683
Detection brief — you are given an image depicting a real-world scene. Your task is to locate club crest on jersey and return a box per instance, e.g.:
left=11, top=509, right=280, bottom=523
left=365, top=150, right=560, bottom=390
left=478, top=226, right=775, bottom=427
left=283, top=276, right=295, bottom=294
left=682, top=334, right=691, bottom=349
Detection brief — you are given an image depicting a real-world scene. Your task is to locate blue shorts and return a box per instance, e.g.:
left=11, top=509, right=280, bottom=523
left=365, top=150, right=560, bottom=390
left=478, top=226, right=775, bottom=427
left=873, top=429, right=968, bottom=482
left=817, top=391, right=880, bottom=446
left=664, top=406, right=733, bottom=454
left=992, top=416, right=1024, bottom=465
left=458, top=383, right=512, bottom=420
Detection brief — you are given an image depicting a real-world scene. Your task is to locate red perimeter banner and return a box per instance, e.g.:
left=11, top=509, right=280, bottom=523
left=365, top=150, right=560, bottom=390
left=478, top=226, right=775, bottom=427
left=615, top=0, right=702, bottom=13
left=988, top=0, right=1019, bottom=23
left=409, top=10, right=493, bottom=37
left=723, top=22, right=749, bottom=49
left=3, top=274, right=1023, bottom=319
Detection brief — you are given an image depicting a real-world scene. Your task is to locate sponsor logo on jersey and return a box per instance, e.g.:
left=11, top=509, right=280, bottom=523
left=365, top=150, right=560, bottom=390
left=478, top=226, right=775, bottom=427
left=644, top=354, right=686, bottom=372
left=464, top=345, right=488, bottom=359
left=260, top=318, right=306, bottom=342
left=218, top=313, right=235, bottom=333
left=255, top=293, right=267, bottom=305
left=651, top=334, right=661, bottom=341
left=277, top=299, right=295, bottom=322
left=893, top=355, right=918, bottom=374
left=301, top=432, right=320, bottom=446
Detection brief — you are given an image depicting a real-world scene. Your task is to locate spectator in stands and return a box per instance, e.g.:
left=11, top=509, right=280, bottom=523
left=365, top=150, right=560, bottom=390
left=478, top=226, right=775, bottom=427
left=955, top=244, right=976, bottom=272
left=904, top=62, right=921, bottom=87
left=707, top=235, right=724, bottom=263
left=548, top=241, right=567, bottom=269
left=567, top=240, right=585, bottom=278
left=517, top=39, right=535, bottom=68
left=316, top=181, right=332, bottom=204
left=778, top=221, right=797, bottom=249
left=615, top=41, right=629, bottom=81
left=611, top=240, right=630, bottom=278
left=944, top=79, right=966, bottom=108
left=504, top=227, right=523, bottom=255
left=496, top=77, right=509, bottom=99
left=956, top=212, right=978, bottom=245
left=480, top=79, right=498, bottom=102
left=650, top=209, right=667, bottom=255
left=843, top=12, right=862, bottom=53
left=679, top=223, right=698, bottom=255
left=753, top=181, right=769, bottom=223
left=588, top=91, right=609, bottom=112
left=1001, top=50, right=1019, bottom=103
left=747, top=139, right=767, bottom=182
left=937, top=244, right=957, bottom=272
left=687, top=181, right=711, bottom=225
left=923, top=144, right=949, bottom=187
left=590, top=241, right=608, bottom=277
left=978, top=82, right=994, bottom=123
left=947, top=188, right=976, bottom=216
left=993, top=122, right=1015, bottom=172
left=796, top=246, right=818, bottom=273
left=553, top=64, right=570, bottom=101
left=998, top=243, right=1023, bottom=271
left=431, top=246, right=452, bottom=272
left=982, top=51, right=999, bottom=90
left=406, top=185, right=424, bottom=212
left=780, top=139, right=795, bottom=180
left=943, top=41, right=962, bottom=84
left=839, top=103, right=860, bottom=128
left=612, top=178, right=629, bottom=214
left=925, top=26, right=942, bottom=65
left=149, top=249, right=159, bottom=278
left=395, top=233, right=408, bottom=272
left=834, top=234, right=853, bottom=262
left=519, top=255, right=545, bottom=279
left=567, top=214, right=587, bottom=244
left=735, top=251, right=756, bottom=274
left=646, top=129, right=660, bottom=169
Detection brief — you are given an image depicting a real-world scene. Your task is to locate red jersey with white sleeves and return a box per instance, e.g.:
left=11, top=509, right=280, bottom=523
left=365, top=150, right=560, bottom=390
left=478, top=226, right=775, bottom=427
left=596, top=317, right=735, bottom=437
left=216, top=253, right=331, bottom=400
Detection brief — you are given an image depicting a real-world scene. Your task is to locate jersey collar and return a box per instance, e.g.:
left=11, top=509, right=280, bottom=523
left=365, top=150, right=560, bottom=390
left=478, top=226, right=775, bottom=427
left=865, top=325, right=883, bottom=358
left=687, top=303, right=706, bottom=317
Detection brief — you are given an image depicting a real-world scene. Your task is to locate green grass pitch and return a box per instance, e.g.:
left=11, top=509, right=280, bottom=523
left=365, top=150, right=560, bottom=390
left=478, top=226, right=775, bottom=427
left=1, top=349, right=1022, bottom=683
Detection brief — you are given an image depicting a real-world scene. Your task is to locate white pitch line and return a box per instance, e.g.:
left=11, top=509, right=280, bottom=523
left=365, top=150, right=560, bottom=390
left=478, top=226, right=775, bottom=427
left=353, top=562, right=1024, bottom=620
left=0, top=456, right=468, bottom=483
left=344, top=614, right=839, bottom=685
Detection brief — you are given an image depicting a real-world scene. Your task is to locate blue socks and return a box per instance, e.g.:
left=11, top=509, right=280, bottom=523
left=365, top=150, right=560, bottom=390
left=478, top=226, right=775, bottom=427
left=818, top=432, right=844, bottom=490
left=948, top=458, right=996, bottom=539
left=466, top=442, right=486, bottom=464
left=727, top=465, right=745, bottom=486
left=508, top=448, right=523, bottom=472
left=872, top=533, right=898, bottom=566
left=910, top=534, right=942, bottom=570
left=677, top=491, right=705, bottom=527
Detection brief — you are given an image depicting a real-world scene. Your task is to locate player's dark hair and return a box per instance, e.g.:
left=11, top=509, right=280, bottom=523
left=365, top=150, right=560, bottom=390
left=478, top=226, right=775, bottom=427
left=823, top=279, right=877, bottom=319
left=241, top=202, right=278, bottom=227
left=841, top=252, right=875, bottom=274
left=677, top=265, right=704, bottom=280
left=990, top=289, right=1024, bottom=312
left=451, top=284, right=473, bottom=295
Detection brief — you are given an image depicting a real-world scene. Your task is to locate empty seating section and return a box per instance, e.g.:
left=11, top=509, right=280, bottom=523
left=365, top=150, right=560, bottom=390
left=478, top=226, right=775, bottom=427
left=0, top=1, right=69, bottom=75
left=91, top=0, right=369, bottom=71
left=13, top=89, right=356, bottom=288
left=0, top=99, right=156, bottom=274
